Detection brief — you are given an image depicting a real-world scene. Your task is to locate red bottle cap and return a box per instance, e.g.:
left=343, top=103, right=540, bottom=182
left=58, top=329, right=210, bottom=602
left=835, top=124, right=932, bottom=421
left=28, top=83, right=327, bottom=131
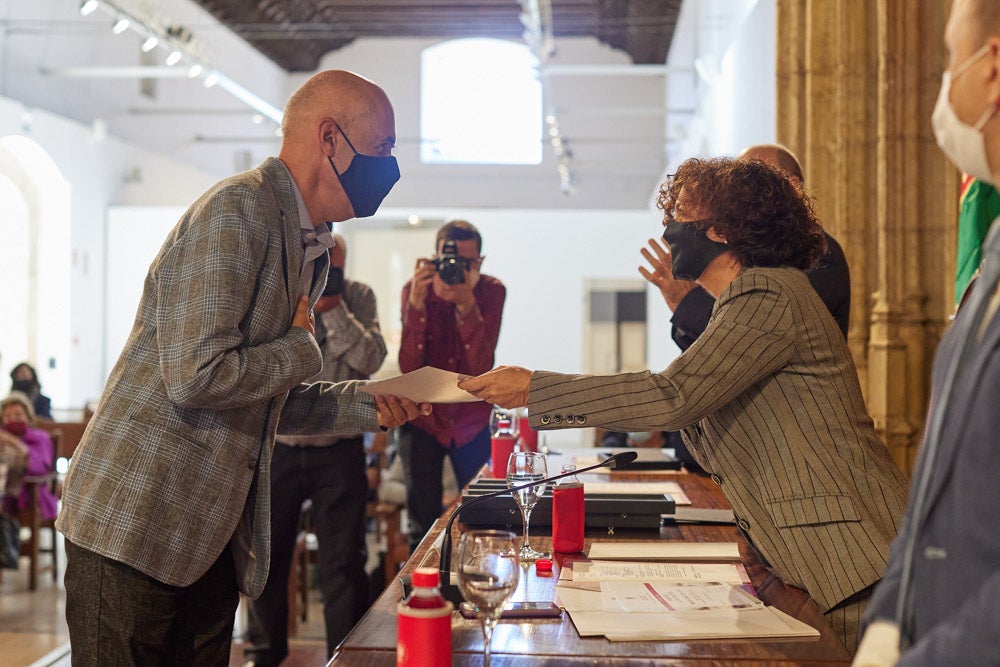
left=535, top=558, right=553, bottom=573
left=412, top=567, right=440, bottom=587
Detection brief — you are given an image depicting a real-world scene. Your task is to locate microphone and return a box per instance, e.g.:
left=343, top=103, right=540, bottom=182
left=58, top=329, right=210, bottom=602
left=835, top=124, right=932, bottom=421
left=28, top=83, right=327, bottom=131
left=436, top=450, right=638, bottom=604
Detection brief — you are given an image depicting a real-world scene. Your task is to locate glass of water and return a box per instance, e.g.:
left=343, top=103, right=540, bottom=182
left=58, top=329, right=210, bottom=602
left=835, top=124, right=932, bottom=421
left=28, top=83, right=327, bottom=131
left=506, top=451, right=549, bottom=561
left=456, top=529, right=520, bottom=667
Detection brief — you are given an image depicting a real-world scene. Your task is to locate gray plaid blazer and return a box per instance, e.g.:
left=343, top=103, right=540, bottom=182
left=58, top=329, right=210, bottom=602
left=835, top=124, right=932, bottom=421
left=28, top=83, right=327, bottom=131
left=57, top=157, right=378, bottom=597
left=528, top=267, right=908, bottom=612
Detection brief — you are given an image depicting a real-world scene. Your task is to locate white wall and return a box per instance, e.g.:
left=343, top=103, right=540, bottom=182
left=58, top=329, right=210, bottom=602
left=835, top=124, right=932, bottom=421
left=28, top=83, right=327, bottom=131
left=0, top=94, right=217, bottom=411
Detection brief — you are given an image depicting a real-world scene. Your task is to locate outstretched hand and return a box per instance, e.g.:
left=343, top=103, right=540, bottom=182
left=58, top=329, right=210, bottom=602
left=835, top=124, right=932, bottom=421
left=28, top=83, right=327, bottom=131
left=639, top=237, right=698, bottom=311
left=374, top=395, right=432, bottom=430
left=458, top=365, right=532, bottom=409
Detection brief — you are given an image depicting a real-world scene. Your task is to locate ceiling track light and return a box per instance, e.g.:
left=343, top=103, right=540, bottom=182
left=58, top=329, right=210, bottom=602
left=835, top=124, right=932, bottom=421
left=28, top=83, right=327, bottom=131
left=187, top=64, right=203, bottom=78
left=80, top=0, right=100, bottom=16
left=112, top=16, right=130, bottom=35
left=165, top=50, right=182, bottom=66
left=141, top=36, right=158, bottom=52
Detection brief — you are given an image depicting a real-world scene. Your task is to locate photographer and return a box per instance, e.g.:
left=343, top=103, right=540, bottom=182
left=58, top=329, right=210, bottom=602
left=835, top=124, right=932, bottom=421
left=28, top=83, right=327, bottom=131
left=398, top=219, right=505, bottom=548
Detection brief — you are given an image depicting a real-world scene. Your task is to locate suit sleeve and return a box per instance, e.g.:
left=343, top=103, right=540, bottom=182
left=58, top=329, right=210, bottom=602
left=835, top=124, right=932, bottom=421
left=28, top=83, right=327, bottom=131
left=319, top=284, right=387, bottom=377
left=529, top=279, right=796, bottom=432
left=670, top=286, right=714, bottom=351
left=278, top=379, right=379, bottom=436
left=155, top=185, right=321, bottom=409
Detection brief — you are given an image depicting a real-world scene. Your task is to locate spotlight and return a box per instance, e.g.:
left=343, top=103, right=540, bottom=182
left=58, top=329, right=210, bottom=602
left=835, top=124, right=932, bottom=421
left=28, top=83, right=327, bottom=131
left=141, top=36, right=158, bottom=52
left=203, top=73, right=219, bottom=88
left=112, top=17, right=130, bottom=35
left=165, top=50, right=182, bottom=66
left=80, top=0, right=99, bottom=16
left=251, top=113, right=264, bottom=125
left=187, top=64, right=203, bottom=78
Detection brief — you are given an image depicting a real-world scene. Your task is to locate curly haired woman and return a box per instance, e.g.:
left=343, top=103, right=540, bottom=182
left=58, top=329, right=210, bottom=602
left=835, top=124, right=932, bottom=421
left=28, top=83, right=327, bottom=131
left=460, top=156, right=908, bottom=653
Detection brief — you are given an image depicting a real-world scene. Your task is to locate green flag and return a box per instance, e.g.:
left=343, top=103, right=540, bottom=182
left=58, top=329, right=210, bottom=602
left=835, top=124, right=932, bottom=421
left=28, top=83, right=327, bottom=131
left=956, top=176, right=1000, bottom=304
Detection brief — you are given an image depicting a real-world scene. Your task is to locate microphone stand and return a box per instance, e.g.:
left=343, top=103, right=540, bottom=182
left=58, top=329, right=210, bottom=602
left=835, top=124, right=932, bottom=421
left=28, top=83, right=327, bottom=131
left=436, top=450, right=638, bottom=605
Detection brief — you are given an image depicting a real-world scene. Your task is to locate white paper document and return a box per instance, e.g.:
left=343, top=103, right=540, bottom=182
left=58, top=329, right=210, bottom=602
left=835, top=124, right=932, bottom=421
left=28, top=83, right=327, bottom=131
left=588, top=541, right=741, bottom=562
left=359, top=366, right=481, bottom=404
left=564, top=561, right=750, bottom=585
left=580, top=480, right=691, bottom=505
left=600, top=581, right=762, bottom=613
left=566, top=605, right=820, bottom=641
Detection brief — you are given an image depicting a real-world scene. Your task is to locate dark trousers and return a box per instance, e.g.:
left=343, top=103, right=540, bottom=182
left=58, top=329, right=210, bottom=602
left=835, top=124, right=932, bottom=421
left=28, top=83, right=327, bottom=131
left=246, top=438, right=368, bottom=664
left=398, top=424, right=491, bottom=547
left=64, top=539, right=239, bottom=666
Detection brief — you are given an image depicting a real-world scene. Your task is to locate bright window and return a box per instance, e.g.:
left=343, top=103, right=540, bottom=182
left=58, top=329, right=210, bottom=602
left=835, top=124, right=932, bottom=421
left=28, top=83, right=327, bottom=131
left=421, top=38, right=542, bottom=165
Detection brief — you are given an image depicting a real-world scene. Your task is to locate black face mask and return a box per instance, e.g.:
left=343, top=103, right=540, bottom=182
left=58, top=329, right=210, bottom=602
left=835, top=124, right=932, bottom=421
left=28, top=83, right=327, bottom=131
left=11, top=379, right=36, bottom=395
left=329, top=129, right=400, bottom=218
left=661, top=220, right=729, bottom=281
left=323, top=266, right=345, bottom=296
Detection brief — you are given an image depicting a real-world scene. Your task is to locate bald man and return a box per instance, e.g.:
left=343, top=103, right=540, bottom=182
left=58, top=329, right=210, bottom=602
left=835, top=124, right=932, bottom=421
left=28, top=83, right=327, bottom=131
left=246, top=234, right=388, bottom=664
left=57, top=71, right=427, bottom=664
left=641, top=144, right=851, bottom=350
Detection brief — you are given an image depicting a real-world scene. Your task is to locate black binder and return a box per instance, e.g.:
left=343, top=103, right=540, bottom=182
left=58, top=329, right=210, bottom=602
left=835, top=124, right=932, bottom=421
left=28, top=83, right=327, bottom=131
left=458, top=479, right=675, bottom=531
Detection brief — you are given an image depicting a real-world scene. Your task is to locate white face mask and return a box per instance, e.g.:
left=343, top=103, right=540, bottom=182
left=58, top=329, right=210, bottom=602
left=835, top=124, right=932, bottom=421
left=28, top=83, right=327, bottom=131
left=932, top=44, right=998, bottom=184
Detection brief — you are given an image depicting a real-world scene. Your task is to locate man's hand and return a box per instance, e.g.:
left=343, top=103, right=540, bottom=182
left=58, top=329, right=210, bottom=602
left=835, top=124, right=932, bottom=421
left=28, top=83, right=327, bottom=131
left=292, top=296, right=315, bottom=336
left=408, top=258, right=436, bottom=310
left=639, top=237, right=698, bottom=311
left=458, top=365, right=531, bottom=408
left=434, top=256, right=482, bottom=315
left=375, top=395, right=432, bottom=429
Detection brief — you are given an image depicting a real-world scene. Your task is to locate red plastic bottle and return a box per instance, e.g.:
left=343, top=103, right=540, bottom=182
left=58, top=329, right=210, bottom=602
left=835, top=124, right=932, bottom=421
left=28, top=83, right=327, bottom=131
left=396, top=567, right=453, bottom=667
left=552, top=465, right=585, bottom=553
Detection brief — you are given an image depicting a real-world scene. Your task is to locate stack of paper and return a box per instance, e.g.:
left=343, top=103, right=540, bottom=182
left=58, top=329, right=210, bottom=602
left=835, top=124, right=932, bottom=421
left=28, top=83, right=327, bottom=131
left=555, top=542, right=819, bottom=641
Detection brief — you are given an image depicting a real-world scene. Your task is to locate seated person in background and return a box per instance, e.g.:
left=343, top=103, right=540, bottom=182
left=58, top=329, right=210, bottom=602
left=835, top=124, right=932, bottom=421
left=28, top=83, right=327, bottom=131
left=1, top=392, right=58, bottom=520
left=9, top=363, right=53, bottom=421
left=460, top=156, right=908, bottom=654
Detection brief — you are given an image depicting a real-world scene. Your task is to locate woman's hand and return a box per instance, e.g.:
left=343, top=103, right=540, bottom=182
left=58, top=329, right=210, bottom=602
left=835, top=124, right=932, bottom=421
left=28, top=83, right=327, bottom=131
left=639, top=237, right=698, bottom=311
left=458, top=366, right=532, bottom=408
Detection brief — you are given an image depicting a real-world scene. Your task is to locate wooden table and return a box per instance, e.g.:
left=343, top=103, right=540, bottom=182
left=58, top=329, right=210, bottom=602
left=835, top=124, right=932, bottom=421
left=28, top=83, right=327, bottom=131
left=330, top=451, right=851, bottom=666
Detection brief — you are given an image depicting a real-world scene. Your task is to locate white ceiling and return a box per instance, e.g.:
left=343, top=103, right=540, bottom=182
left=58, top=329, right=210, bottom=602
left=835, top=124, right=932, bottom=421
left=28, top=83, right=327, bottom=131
left=0, top=0, right=756, bottom=210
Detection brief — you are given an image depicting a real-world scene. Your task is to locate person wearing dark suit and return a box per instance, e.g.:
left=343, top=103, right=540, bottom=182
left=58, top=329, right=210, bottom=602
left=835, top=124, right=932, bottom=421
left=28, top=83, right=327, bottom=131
left=461, top=156, right=908, bottom=653
left=854, top=1, right=1000, bottom=664
left=56, top=71, right=430, bottom=665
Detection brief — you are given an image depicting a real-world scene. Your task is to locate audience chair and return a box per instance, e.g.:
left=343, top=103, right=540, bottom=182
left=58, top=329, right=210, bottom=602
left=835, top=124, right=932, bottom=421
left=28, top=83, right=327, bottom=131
left=15, top=428, right=62, bottom=590
left=366, top=431, right=409, bottom=588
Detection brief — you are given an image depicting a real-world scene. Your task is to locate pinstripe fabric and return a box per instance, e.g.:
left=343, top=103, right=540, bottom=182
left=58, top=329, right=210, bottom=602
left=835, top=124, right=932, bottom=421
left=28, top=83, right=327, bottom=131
left=57, top=157, right=379, bottom=597
left=529, top=267, right=908, bottom=614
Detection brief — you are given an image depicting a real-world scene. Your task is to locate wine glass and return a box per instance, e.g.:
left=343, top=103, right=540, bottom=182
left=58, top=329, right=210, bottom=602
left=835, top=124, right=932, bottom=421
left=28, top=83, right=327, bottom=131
left=457, top=529, right=520, bottom=667
left=506, top=451, right=549, bottom=561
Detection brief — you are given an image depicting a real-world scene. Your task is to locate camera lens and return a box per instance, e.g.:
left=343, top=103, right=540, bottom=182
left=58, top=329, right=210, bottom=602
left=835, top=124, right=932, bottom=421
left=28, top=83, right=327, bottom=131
left=438, top=258, right=465, bottom=285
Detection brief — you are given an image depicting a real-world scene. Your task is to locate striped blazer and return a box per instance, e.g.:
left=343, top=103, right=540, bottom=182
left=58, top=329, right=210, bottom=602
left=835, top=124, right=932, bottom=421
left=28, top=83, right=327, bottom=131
left=57, top=157, right=379, bottom=597
left=529, top=267, right=908, bottom=611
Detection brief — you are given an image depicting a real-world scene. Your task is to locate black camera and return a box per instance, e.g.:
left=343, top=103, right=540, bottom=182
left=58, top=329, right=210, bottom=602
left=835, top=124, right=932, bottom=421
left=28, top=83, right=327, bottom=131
left=433, top=240, right=466, bottom=285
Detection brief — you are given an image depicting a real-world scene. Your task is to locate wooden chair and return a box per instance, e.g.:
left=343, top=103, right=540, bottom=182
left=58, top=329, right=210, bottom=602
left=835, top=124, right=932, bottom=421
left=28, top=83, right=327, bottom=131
left=15, top=427, right=61, bottom=590
left=366, top=431, right=410, bottom=587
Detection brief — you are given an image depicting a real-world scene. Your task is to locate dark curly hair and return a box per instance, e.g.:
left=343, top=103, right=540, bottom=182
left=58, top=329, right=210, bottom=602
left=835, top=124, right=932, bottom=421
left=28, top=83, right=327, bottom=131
left=656, top=157, right=826, bottom=271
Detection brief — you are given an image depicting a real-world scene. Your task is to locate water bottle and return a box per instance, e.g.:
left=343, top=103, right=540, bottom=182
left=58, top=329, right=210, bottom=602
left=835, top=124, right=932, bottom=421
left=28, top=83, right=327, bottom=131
left=396, top=567, right=453, bottom=666
left=552, top=465, right=585, bottom=553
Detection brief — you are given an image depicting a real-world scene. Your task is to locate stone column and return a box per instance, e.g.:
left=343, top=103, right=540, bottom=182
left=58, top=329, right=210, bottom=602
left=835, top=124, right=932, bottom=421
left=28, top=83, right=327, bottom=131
left=776, top=0, right=956, bottom=473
